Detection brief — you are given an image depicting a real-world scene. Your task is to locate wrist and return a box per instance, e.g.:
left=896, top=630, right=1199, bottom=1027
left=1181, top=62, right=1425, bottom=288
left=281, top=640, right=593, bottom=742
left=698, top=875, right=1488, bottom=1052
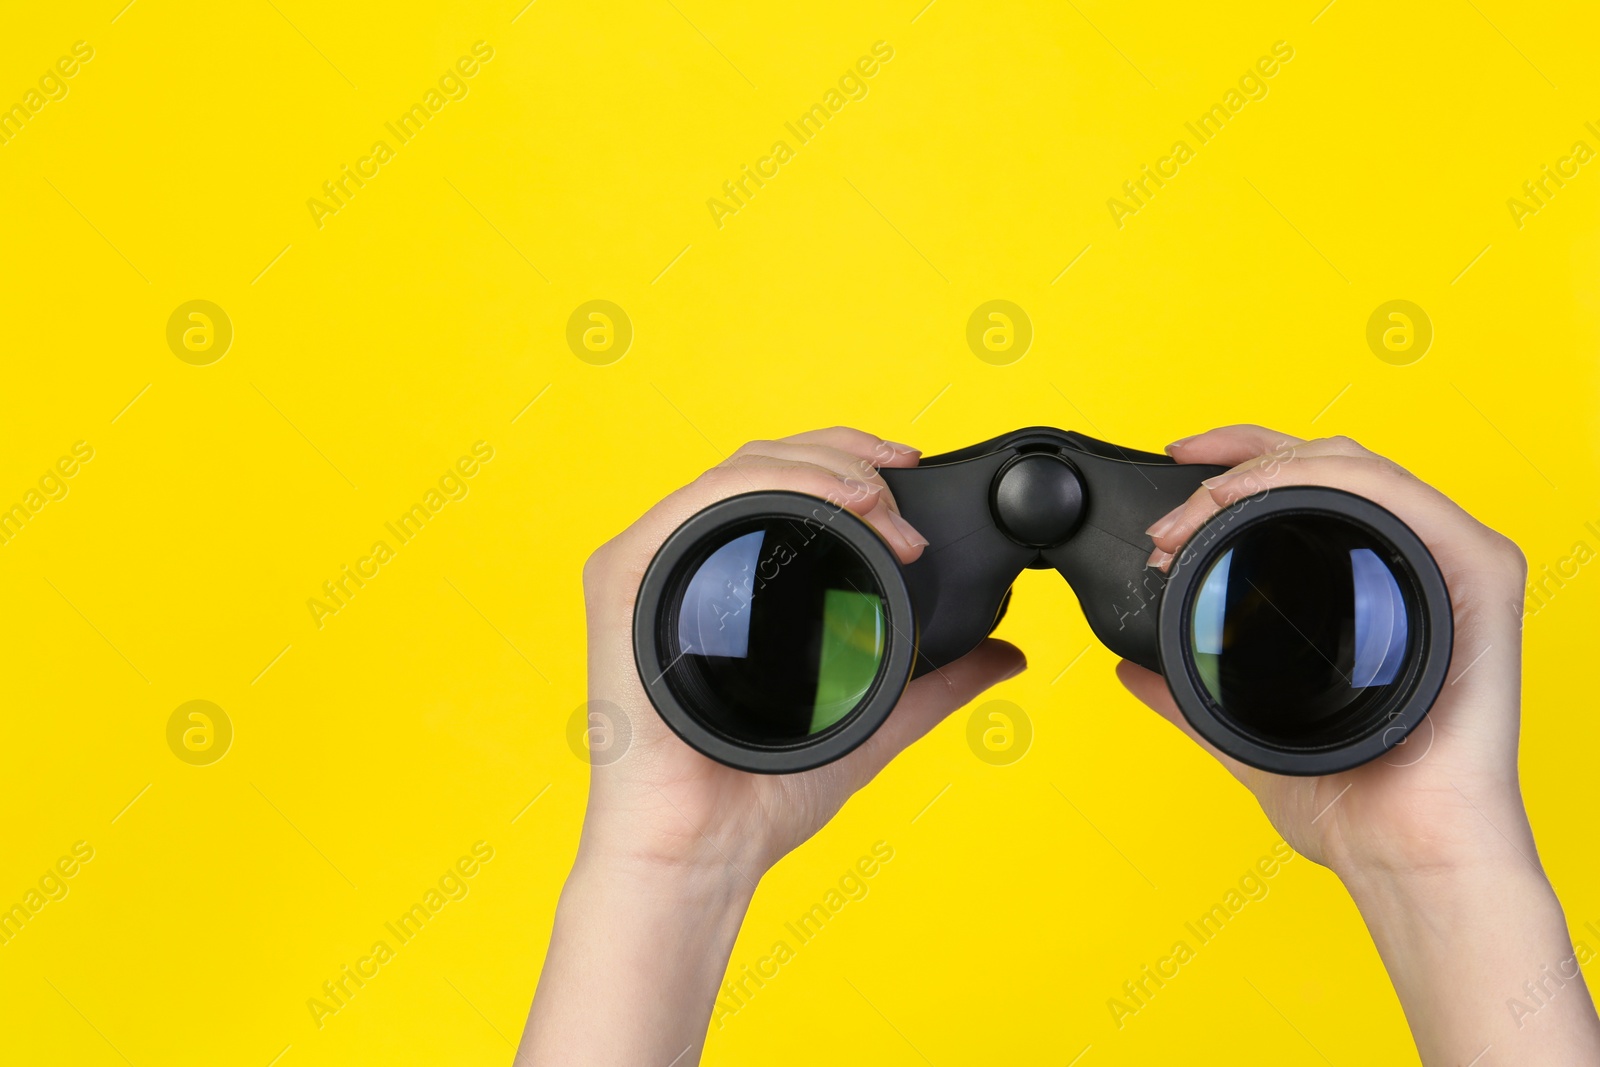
left=1325, top=777, right=1536, bottom=887
left=574, top=801, right=770, bottom=901
left=525, top=824, right=760, bottom=1065
left=1340, top=840, right=1557, bottom=932
left=568, top=832, right=760, bottom=916
left=1334, top=800, right=1562, bottom=989
left=1333, top=837, right=1595, bottom=1067
left=553, top=839, right=757, bottom=1029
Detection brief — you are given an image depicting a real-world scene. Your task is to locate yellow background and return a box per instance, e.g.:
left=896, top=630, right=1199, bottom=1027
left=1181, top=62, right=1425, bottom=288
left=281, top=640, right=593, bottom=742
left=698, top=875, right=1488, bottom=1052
left=2, top=1, right=1597, bottom=1064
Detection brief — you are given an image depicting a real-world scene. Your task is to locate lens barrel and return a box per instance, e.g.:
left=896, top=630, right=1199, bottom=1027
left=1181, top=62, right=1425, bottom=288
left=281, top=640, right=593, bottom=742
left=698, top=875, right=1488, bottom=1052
left=633, top=492, right=918, bottom=773
left=1157, top=486, right=1452, bottom=775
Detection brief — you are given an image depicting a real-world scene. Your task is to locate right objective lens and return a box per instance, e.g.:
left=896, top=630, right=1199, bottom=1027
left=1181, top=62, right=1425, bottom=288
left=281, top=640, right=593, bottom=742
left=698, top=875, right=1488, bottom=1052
left=658, top=517, right=888, bottom=748
left=1186, top=514, right=1418, bottom=750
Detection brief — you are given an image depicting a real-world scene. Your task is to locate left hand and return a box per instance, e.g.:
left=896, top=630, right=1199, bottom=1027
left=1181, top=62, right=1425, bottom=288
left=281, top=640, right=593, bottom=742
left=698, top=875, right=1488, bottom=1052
left=576, top=425, right=1027, bottom=885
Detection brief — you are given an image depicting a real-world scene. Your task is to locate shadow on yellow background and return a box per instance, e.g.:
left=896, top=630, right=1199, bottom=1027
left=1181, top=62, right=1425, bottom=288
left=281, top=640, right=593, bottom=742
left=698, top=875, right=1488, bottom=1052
left=1, top=1, right=1596, bottom=1063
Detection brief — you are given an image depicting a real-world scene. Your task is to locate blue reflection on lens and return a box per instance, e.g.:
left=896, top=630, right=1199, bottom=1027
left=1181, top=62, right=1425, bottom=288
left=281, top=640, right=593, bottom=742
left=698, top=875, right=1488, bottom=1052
left=1192, top=548, right=1233, bottom=656
left=677, top=529, right=764, bottom=658
left=1350, top=547, right=1407, bottom=688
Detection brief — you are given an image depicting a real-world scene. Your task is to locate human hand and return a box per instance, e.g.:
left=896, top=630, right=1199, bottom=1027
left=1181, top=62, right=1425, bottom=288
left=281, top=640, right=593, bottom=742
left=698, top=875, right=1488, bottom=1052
left=577, top=425, right=1026, bottom=886
left=1121, top=423, right=1531, bottom=880
left=1121, top=424, right=1599, bottom=1066
left=519, top=427, right=1026, bottom=1066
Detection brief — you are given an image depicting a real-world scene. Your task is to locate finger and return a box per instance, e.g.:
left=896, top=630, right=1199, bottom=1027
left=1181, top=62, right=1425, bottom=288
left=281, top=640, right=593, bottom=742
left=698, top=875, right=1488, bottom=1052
left=1164, top=424, right=1307, bottom=466
left=729, top=441, right=929, bottom=558
left=584, top=459, right=929, bottom=662
left=1199, top=435, right=1403, bottom=492
left=1145, top=438, right=1379, bottom=559
left=729, top=440, right=898, bottom=509
left=1114, top=660, right=1252, bottom=785
left=616, top=463, right=880, bottom=562
left=778, top=426, right=922, bottom=468
left=836, top=639, right=1027, bottom=793
left=1192, top=451, right=1490, bottom=565
left=711, top=456, right=927, bottom=562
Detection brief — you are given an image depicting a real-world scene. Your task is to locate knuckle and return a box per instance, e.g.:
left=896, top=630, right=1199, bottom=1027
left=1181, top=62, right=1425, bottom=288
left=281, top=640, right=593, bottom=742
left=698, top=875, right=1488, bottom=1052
left=1487, top=529, right=1528, bottom=582
left=582, top=540, right=616, bottom=592
left=842, top=466, right=882, bottom=492
left=698, top=465, right=744, bottom=487
left=773, top=466, right=842, bottom=501
left=1323, top=434, right=1366, bottom=455
left=1377, top=456, right=1412, bottom=481
left=1351, top=447, right=1411, bottom=482
left=693, top=465, right=763, bottom=501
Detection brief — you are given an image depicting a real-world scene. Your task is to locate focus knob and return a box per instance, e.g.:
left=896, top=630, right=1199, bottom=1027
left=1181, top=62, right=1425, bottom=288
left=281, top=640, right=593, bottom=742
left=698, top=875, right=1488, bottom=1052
left=990, top=453, right=1086, bottom=548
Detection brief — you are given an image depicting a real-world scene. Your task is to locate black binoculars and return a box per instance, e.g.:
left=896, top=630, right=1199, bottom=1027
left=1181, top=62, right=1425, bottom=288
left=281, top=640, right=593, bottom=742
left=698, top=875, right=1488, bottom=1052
left=632, top=428, right=1452, bottom=776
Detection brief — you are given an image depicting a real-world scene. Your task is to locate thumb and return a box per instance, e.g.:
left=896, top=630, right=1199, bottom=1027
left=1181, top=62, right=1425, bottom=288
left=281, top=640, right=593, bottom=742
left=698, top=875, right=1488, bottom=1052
left=1114, top=659, right=1251, bottom=784
left=841, top=639, right=1027, bottom=791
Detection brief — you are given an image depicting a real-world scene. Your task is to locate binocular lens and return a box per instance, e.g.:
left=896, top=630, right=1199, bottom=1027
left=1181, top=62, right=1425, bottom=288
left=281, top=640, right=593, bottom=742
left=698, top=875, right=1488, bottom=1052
left=1187, top=515, right=1416, bottom=750
left=660, top=518, right=888, bottom=747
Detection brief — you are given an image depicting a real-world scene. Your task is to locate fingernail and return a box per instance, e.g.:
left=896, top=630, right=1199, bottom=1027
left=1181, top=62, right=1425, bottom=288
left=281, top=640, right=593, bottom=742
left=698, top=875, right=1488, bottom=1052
left=1147, top=547, right=1174, bottom=569
left=1145, top=510, right=1181, bottom=540
left=1001, top=655, right=1028, bottom=681
left=1201, top=473, right=1237, bottom=490
left=884, top=440, right=920, bottom=456
left=887, top=509, right=930, bottom=548
left=1164, top=435, right=1194, bottom=455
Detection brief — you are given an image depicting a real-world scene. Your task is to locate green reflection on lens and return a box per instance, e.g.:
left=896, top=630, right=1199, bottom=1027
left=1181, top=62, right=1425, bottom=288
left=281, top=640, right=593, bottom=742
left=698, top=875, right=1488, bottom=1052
left=810, top=589, right=886, bottom=734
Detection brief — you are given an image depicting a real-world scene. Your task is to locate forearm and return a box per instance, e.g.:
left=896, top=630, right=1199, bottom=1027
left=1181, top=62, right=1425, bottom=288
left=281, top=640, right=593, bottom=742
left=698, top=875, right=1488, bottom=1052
left=517, top=848, right=754, bottom=1065
left=1343, top=819, right=1600, bottom=1066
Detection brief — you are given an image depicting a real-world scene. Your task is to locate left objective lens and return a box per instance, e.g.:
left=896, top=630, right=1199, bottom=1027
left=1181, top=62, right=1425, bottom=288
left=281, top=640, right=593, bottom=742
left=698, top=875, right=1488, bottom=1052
left=659, top=517, right=889, bottom=747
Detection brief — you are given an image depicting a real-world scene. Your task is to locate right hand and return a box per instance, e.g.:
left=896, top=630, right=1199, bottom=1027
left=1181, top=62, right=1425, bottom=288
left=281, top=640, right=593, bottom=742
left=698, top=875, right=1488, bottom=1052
left=1123, top=424, right=1534, bottom=882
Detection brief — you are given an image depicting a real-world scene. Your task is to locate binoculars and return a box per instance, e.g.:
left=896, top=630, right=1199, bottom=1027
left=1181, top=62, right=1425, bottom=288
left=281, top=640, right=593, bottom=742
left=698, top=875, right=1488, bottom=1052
left=632, top=428, right=1452, bottom=776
